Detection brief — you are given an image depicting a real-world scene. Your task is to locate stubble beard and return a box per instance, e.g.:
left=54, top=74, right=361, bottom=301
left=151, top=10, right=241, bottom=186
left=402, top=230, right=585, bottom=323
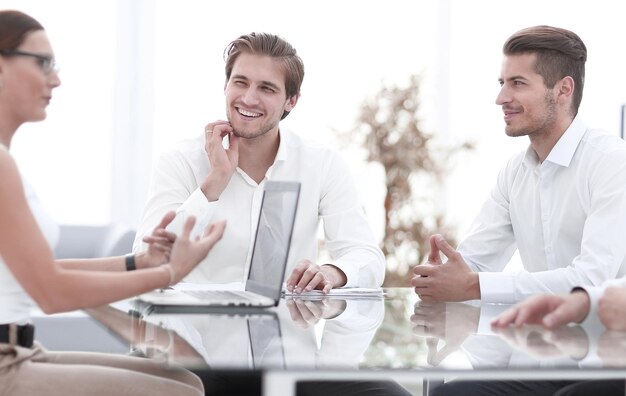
left=504, top=90, right=557, bottom=138
left=227, top=109, right=278, bottom=140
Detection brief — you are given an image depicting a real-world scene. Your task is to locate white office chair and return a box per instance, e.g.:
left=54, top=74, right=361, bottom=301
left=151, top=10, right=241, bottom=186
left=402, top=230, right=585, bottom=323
left=53, top=224, right=136, bottom=259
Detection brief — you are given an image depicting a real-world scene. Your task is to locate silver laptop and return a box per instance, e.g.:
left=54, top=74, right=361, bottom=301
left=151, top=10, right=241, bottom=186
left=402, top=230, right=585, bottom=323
left=137, top=181, right=300, bottom=309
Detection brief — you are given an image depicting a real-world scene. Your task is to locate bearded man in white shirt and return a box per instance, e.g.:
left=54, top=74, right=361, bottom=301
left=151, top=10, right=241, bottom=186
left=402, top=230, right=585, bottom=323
left=134, top=32, right=385, bottom=294
left=412, top=25, right=626, bottom=304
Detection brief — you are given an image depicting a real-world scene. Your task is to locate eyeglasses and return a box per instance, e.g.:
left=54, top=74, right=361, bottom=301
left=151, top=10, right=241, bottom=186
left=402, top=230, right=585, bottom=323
left=0, top=49, right=60, bottom=75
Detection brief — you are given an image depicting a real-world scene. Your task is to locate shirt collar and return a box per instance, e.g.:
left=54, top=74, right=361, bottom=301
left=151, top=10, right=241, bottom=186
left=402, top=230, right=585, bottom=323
left=275, top=128, right=289, bottom=163
left=544, top=116, right=587, bottom=167
left=522, top=115, right=587, bottom=168
left=236, top=129, right=289, bottom=185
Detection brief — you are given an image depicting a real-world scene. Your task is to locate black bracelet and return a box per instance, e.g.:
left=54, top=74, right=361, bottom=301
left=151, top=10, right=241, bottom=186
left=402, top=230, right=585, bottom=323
left=125, top=253, right=137, bottom=271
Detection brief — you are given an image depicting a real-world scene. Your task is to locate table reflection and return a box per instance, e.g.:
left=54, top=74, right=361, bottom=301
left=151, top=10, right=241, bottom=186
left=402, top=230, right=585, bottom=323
left=87, top=288, right=626, bottom=374
left=411, top=301, right=480, bottom=366
left=404, top=296, right=626, bottom=372
left=110, top=296, right=385, bottom=371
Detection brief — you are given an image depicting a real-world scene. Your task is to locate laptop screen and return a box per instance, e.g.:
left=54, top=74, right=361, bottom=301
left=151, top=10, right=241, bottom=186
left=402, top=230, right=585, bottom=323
left=246, top=181, right=300, bottom=301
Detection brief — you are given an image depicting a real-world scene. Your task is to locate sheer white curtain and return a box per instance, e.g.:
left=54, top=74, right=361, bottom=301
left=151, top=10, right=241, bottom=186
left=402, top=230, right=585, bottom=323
left=110, top=0, right=155, bottom=228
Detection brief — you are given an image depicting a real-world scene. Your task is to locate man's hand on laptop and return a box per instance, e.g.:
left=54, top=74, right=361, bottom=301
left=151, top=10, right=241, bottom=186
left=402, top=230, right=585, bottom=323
left=286, top=260, right=347, bottom=294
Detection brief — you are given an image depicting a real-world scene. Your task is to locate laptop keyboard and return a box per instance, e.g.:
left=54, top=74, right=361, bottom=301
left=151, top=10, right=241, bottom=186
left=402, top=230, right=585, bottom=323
left=182, top=290, right=255, bottom=305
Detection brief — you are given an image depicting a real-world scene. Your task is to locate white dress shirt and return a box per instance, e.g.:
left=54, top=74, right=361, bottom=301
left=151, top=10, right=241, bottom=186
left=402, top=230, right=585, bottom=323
left=580, top=276, right=626, bottom=327
left=458, top=116, right=626, bottom=303
left=133, top=129, right=385, bottom=287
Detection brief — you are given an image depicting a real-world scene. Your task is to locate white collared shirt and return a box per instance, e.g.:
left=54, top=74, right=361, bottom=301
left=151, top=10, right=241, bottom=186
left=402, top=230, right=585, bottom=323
left=458, top=116, right=626, bottom=303
left=133, top=129, right=385, bottom=287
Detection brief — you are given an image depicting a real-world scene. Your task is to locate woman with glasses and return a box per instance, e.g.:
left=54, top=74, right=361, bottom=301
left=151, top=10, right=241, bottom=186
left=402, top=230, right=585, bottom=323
left=0, top=10, right=226, bottom=396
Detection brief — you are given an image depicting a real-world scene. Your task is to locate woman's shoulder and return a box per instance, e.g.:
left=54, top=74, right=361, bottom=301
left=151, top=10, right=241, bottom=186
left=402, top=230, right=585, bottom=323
left=0, top=148, right=24, bottom=200
left=0, top=145, right=14, bottom=166
left=0, top=146, right=23, bottom=180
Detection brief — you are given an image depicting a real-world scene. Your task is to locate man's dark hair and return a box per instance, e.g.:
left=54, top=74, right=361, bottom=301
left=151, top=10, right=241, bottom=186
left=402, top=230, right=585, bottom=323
left=503, top=25, right=587, bottom=115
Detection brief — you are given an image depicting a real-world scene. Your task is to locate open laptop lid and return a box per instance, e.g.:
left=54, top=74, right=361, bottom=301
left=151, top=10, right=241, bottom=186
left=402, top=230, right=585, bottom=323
left=245, top=181, right=300, bottom=303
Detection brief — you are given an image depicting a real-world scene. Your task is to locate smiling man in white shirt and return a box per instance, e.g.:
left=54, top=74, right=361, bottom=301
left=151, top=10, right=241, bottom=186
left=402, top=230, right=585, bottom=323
left=412, top=25, right=626, bottom=304
left=134, top=32, right=385, bottom=294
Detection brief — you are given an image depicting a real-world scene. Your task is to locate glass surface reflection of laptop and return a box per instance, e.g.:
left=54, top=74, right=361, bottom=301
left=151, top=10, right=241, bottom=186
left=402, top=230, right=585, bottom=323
left=248, top=313, right=285, bottom=369
left=137, top=181, right=301, bottom=309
